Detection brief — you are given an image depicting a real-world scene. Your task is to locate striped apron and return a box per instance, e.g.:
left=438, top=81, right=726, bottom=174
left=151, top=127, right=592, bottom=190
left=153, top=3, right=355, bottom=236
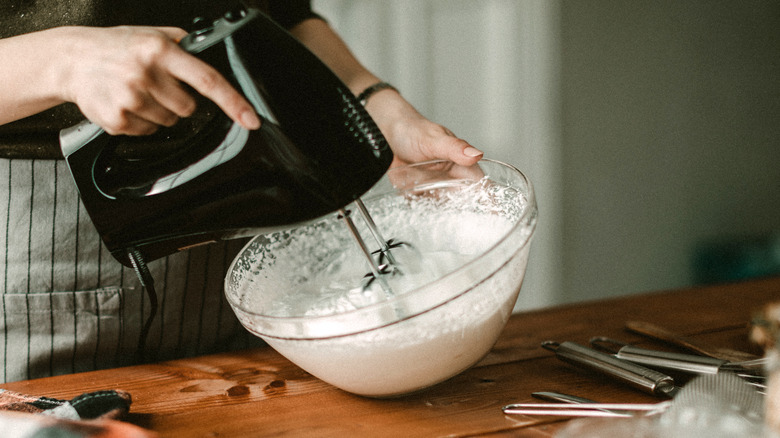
left=0, top=158, right=261, bottom=383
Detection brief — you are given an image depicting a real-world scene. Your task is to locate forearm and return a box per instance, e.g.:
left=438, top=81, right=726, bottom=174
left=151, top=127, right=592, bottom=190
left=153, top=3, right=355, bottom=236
left=0, top=28, right=70, bottom=125
left=1, top=25, right=258, bottom=134
left=288, top=18, right=382, bottom=97
left=288, top=16, right=483, bottom=166
left=287, top=19, right=423, bottom=142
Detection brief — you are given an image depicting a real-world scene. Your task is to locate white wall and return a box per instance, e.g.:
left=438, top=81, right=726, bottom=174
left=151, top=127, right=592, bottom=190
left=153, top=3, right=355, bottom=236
left=558, top=0, right=780, bottom=302
left=314, top=0, right=563, bottom=310
left=313, top=0, right=780, bottom=308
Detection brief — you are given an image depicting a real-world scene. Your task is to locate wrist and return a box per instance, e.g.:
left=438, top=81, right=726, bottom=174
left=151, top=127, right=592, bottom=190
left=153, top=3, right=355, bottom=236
left=357, top=82, right=398, bottom=106
left=359, top=81, right=409, bottom=129
left=360, top=87, right=423, bottom=147
left=43, top=27, right=83, bottom=104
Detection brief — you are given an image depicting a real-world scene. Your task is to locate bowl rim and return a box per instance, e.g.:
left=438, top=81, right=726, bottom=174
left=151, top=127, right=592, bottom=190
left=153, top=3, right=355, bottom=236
left=223, top=158, right=538, bottom=338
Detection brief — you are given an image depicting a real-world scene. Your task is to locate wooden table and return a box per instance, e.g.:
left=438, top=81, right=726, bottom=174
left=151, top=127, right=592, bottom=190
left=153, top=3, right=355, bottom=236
left=3, top=276, right=779, bottom=437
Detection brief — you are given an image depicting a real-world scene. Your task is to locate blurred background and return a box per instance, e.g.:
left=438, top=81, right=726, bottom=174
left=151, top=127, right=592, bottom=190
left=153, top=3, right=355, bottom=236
left=313, top=0, right=780, bottom=310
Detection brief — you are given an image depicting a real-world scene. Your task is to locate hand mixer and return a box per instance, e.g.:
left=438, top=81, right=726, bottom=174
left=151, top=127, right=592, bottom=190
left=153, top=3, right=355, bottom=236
left=59, top=6, right=406, bottom=357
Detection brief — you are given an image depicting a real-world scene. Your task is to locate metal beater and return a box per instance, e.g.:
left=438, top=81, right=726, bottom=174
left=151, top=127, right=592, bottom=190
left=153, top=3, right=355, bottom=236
left=339, top=198, right=414, bottom=295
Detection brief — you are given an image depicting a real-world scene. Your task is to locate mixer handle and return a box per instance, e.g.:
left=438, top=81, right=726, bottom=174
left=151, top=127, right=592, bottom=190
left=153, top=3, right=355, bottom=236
left=91, top=108, right=236, bottom=198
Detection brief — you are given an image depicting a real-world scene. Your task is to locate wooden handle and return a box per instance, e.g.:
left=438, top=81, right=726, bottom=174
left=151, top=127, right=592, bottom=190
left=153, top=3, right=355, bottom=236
left=625, top=320, right=759, bottom=362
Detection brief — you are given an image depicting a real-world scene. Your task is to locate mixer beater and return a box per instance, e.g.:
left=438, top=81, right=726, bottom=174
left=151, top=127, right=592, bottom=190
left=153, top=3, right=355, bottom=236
left=339, top=198, right=420, bottom=294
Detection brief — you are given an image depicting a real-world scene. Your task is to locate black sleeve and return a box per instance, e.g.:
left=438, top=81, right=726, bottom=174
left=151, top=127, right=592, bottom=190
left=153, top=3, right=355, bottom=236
left=266, top=0, right=323, bottom=29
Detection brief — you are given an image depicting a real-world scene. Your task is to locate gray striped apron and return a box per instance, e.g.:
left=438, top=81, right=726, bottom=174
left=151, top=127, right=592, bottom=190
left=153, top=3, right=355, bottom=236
left=0, top=158, right=261, bottom=383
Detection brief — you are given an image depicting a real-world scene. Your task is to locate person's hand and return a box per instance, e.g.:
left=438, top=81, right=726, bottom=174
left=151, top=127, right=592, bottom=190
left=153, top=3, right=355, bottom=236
left=383, top=111, right=483, bottom=168
left=364, top=88, right=483, bottom=168
left=57, top=26, right=260, bottom=135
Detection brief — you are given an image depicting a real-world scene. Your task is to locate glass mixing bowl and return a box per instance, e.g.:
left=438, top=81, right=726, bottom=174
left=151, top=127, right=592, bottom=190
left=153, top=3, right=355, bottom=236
left=224, top=159, right=537, bottom=397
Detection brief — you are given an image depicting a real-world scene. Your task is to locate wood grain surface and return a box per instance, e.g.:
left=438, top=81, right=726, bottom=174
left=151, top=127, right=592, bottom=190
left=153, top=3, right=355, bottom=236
left=3, top=276, right=778, bottom=437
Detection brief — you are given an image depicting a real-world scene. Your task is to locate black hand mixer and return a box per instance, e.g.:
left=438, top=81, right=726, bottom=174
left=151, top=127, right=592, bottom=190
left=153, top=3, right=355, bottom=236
left=59, top=6, right=402, bottom=357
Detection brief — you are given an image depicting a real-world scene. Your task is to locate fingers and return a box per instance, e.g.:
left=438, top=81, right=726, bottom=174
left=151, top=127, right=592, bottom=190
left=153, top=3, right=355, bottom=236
left=98, top=84, right=184, bottom=136
left=418, top=128, right=483, bottom=167
left=151, top=27, right=256, bottom=128
left=147, top=74, right=197, bottom=119
left=81, top=26, right=259, bottom=136
left=381, top=109, right=483, bottom=167
left=104, top=111, right=162, bottom=137
left=159, top=46, right=260, bottom=131
left=438, top=127, right=483, bottom=163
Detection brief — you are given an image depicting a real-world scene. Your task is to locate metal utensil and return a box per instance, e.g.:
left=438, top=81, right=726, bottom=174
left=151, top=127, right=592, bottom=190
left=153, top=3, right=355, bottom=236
left=342, top=198, right=421, bottom=293
left=591, top=337, right=766, bottom=375
left=530, top=391, right=628, bottom=416
left=502, top=401, right=670, bottom=418
left=505, top=372, right=763, bottom=422
left=542, top=341, right=681, bottom=398
left=625, top=320, right=760, bottom=362
left=591, top=336, right=728, bottom=373
left=590, top=337, right=767, bottom=393
left=532, top=391, right=600, bottom=404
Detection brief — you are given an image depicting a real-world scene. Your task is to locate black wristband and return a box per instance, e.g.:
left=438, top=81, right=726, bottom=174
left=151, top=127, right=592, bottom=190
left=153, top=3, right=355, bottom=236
left=357, top=82, right=398, bottom=106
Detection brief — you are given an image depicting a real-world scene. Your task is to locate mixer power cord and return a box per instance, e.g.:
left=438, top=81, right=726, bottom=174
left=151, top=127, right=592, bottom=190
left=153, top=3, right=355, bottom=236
left=127, top=248, right=159, bottom=363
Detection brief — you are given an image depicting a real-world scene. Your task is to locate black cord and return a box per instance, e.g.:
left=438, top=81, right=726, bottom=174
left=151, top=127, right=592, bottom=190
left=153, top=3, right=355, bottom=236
left=127, top=248, right=158, bottom=363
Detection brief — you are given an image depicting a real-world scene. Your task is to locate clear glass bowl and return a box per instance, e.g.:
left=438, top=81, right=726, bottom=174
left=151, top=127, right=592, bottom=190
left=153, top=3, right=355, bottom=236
left=225, top=159, right=537, bottom=397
